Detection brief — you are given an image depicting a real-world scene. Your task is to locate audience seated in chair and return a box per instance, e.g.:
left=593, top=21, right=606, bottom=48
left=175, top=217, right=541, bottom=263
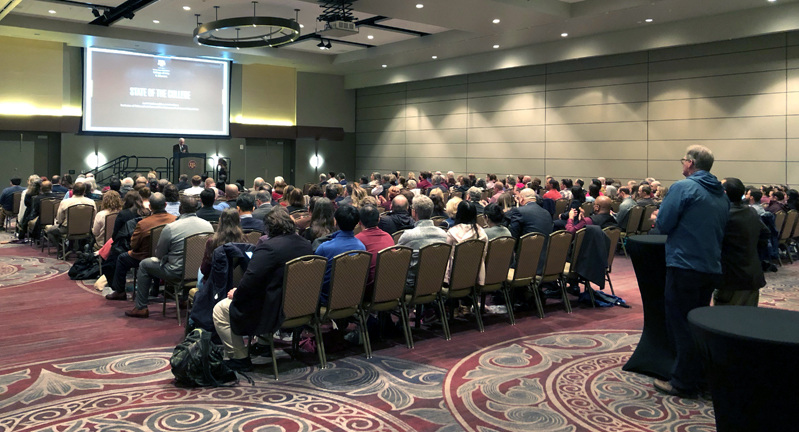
left=483, top=203, right=511, bottom=240
left=636, top=185, right=657, bottom=207
left=200, top=208, right=245, bottom=281
left=378, top=195, right=415, bottom=235
left=251, top=190, right=273, bottom=222
left=445, top=201, right=488, bottom=285
left=304, top=197, right=336, bottom=245
left=397, top=195, right=448, bottom=294
left=196, top=189, right=222, bottom=223
left=46, top=182, right=95, bottom=250
left=212, top=207, right=313, bottom=372
left=565, top=196, right=618, bottom=233
left=313, top=205, right=366, bottom=303
left=355, top=204, right=395, bottom=298
left=214, top=184, right=240, bottom=212
left=615, top=187, right=635, bottom=229
left=237, top=193, right=265, bottom=233
left=92, top=191, right=123, bottom=249
left=765, top=190, right=789, bottom=214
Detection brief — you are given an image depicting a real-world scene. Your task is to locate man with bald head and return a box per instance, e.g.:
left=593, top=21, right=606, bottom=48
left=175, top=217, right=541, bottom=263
left=213, top=184, right=240, bottom=211
left=565, top=196, right=618, bottom=233
left=377, top=194, right=415, bottom=235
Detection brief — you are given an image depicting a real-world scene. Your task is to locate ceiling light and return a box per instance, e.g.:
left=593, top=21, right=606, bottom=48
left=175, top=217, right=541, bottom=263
left=645, top=18, right=653, bottom=22
left=416, top=4, right=424, bottom=8
left=48, top=10, right=56, bottom=14
left=317, top=40, right=326, bottom=49
left=768, top=0, right=776, bottom=2
left=367, top=35, right=374, bottom=39
left=91, top=7, right=100, bottom=17
left=432, top=55, right=437, bottom=59
left=492, top=19, right=500, bottom=24
left=492, top=44, right=499, bottom=49
left=561, top=33, right=568, bottom=37
left=183, top=6, right=191, bottom=11
left=325, top=40, right=332, bottom=49
left=153, top=20, right=160, bottom=23
left=300, top=24, right=304, bottom=28
left=382, top=64, right=387, bottom=68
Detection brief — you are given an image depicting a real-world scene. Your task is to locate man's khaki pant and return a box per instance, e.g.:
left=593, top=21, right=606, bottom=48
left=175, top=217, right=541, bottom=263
left=212, top=298, right=248, bottom=360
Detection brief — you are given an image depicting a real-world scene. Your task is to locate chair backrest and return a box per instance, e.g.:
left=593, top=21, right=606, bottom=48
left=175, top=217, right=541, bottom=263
left=483, top=236, right=515, bottom=286
left=442, top=192, right=450, bottom=202
left=353, top=223, right=364, bottom=235
left=94, top=200, right=101, bottom=214
left=476, top=214, right=488, bottom=228
left=774, top=211, right=786, bottom=235
left=211, top=221, right=219, bottom=232
left=326, top=250, right=372, bottom=312
left=182, top=233, right=211, bottom=280
left=568, top=228, right=587, bottom=277
left=513, top=232, right=546, bottom=282
left=281, top=255, right=327, bottom=321
left=391, top=229, right=406, bottom=244
left=448, top=239, right=486, bottom=293
left=780, top=210, right=798, bottom=241
left=66, top=204, right=96, bottom=236
left=413, top=242, right=452, bottom=298
left=104, top=212, right=118, bottom=243
left=452, top=191, right=462, bottom=199
left=244, top=230, right=261, bottom=245
left=625, top=206, right=645, bottom=233
left=370, top=246, right=413, bottom=304
left=481, top=191, right=490, bottom=201
left=39, top=199, right=58, bottom=226
left=611, top=201, right=620, bottom=213
left=431, top=216, right=446, bottom=227
left=639, top=205, right=658, bottom=233
left=603, top=226, right=622, bottom=271
left=554, top=198, right=569, bottom=219
left=12, top=191, right=22, bottom=214
left=542, top=231, right=572, bottom=278
left=303, top=183, right=314, bottom=195
left=290, top=210, right=309, bottom=219
left=581, top=201, right=594, bottom=216
left=150, top=224, right=167, bottom=256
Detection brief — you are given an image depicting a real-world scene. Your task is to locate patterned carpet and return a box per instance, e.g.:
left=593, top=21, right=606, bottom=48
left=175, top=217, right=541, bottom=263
left=1, top=228, right=798, bottom=432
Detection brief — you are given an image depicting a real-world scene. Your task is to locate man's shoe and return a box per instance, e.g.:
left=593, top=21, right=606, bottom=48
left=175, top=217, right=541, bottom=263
left=248, top=342, right=273, bottom=358
left=124, top=307, right=149, bottom=318
left=653, top=379, right=697, bottom=398
left=105, top=291, right=127, bottom=301
left=224, top=357, right=254, bottom=372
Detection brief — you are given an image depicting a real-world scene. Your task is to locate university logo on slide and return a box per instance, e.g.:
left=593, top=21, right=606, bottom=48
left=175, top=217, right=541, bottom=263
left=157, top=59, right=166, bottom=67
left=188, top=160, right=197, bottom=169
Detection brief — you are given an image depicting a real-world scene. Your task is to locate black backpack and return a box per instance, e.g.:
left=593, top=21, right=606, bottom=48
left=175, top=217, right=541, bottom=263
left=170, top=329, right=238, bottom=387
left=68, top=251, right=101, bottom=280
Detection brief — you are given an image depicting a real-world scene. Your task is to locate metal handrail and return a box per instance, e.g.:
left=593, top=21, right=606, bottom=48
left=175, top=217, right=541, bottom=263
left=87, top=155, right=171, bottom=185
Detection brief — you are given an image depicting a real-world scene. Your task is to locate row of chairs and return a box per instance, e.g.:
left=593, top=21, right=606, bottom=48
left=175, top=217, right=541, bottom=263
left=208, top=225, right=622, bottom=379
left=774, top=209, right=799, bottom=265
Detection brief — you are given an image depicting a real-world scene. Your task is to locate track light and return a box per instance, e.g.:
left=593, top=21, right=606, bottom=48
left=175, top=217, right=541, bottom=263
left=91, top=7, right=100, bottom=17
left=325, top=40, right=332, bottom=49
left=317, top=40, right=326, bottom=49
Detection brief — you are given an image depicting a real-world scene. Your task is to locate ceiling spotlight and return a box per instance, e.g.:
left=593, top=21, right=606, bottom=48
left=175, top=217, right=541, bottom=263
left=432, top=55, right=437, bottom=59
left=492, top=19, right=500, bottom=24
left=325, top=40, right=332, bottom=49
left=416, top=4, right=424, bottom=8
left=236, top=47, right=240, bottom=50
left=561, top=33, right=568, bottom=37
left=183, top=6, right=191, bottom=11
left=382, top=64, right=387, bottom=68
left=48, top=10, right=56, bottom=14
left=153, top=20, right=160, bottom=23
left=91, top=7, right=100, bottom=17
left=367, top=35, right=374, bottom=39
left=317, top=40, right=326, bottom=49
left=492, top=44, right=499, bottom=49
left=768, top=0, right=777, bottom=2
left=645, top=18, right=653, bottom=22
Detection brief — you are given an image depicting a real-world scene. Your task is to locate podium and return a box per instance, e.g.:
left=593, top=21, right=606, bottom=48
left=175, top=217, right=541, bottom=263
left=173, top=152, right=206, bottom=184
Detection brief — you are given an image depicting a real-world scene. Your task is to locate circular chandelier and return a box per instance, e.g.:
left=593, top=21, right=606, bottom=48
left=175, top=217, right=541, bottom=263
left=193, top=2, right=301, bottom=49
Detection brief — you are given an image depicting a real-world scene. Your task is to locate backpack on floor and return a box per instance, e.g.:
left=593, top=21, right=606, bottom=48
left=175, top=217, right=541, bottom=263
left=170, top=328, right=238, bottom=387
left=68, top=251, right=101, bottom=280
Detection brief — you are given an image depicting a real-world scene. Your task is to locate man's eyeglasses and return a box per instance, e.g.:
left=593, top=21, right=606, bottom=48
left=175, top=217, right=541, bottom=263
left=680, top=158, right=691, bottom=163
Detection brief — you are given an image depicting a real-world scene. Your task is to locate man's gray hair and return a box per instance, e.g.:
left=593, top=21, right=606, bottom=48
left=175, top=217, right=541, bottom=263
left=412, top=195, right=434, bottom=220
left=320, top=173, right=327, bottom=181
left=686, top=145, right=714, bottom=171
left=255, top=190, right=270, bottom=203
left=467, top=186, right=481, bottom=202
left=121, top=177, right=133, bottom=187
left=432, top=175, right=443, bottom=185
left=149, top=192, right=166, bottom=212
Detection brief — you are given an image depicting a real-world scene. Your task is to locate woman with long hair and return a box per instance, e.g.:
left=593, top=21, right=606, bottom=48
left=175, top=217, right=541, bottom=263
left=350, top=184, right=367, bottom=208
left=273, top=178, right=287, bottom=201
left=93, top=190, right=123, bottom=249
left=17, top=175, right=40, bottom=231
left=496, top=192, right=516, bottom=212
left=445, top=201, right=488, bottom=316
left=200, top=208, right=245, bottom=278
left=285, top=188, right=306, bottom=214
left=430, top=193, right=448, bottom=218
left=111, top=191, right=150, bottom=241
left=138, top=186, right=151, bottom=209
left=304, top=198, right=336, bottom=242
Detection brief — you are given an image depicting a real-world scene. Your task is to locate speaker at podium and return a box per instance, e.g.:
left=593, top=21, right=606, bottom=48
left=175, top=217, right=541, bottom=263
left=173, top=152, right=206, bottom=184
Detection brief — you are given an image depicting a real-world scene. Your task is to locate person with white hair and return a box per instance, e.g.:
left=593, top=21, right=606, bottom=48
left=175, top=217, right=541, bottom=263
left=119, top=177, right=134, bottom=198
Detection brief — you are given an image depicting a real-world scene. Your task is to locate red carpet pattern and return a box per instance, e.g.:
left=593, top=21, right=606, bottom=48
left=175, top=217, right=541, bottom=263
left=0, top=256, right=71, bottom=290
left=444, top=330, right=714, bottom=432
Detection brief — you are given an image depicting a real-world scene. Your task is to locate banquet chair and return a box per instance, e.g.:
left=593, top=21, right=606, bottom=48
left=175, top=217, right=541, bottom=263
left=778, top=210, right=798, bottom=264
left=774, top=211, right=786, bottom=266
left=554, top=198, right=569, bottom=220
left=440, top=239, right=486, bottom=337
left=639, top=205, right=659, bottom=234
left=391, top=229, right=406, bottom=244
left=4, top=191, right=21, bottom=231
left=506, top=232, right=546, bottom=319
left=603, top=227, right=622, bottom=296
left=243, top=230, right=261, bottom=245
left=581, top=202, right=594, bottom=216
left=360, top=246, right=413, bottom=354
left=562, top=228, right=596, bottom=308
left=431, top=216, right=446, bottom=227
left=620, top=206, right=645, bottom=258
left=318, top=250, right=371, bottom=363
left=39, top=199, right=60, bottom=253
left=532, top=231, right=573, bottom=313
left=163, top=232, right=211, bottom=326
left=476, top=236, right=516, bottom=326
left=400, top=242, right=452, bottom=348
left=58, top=204, right=96, bottom=260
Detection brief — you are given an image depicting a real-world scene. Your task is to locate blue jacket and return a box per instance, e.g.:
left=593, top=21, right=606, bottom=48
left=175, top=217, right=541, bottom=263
left=314, top=230, right=366, bottom=302
left=0, top=185, right=24, bottom=211
left=656, top=170, right=729, bottom=274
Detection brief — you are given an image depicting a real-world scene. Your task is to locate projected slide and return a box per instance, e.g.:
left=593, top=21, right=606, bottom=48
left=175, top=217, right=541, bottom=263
left=83, top=47, right=230, bottom=136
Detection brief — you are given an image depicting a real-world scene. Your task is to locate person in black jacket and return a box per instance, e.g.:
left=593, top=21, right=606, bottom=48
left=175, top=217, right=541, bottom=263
left=212, top=207, right=313, bottom=372
left=715, top=178, right=769, bottom=306
left=377, top=195, right=415, bottom=235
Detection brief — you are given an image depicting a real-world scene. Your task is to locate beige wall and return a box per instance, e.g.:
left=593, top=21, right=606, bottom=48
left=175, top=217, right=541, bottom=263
left=296, top=72, right=356, bottom=132
left=0, top=36, right=66, bottom=115
left=240, top=63, right=296, bottom=125
left=356, top=32, right=799, bottom=187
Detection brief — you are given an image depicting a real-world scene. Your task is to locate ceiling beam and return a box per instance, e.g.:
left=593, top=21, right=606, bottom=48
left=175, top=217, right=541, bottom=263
left=355, top=16, right=430, bottom=37
left=0, top=0, right=24, bottom=22
left=89, top=0, right=159, bottom=26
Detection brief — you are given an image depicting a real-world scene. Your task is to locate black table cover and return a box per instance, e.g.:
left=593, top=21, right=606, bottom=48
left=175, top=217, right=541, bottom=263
left=622, top=235, right=675, bottom=379
left=689, top=306, right=799, bottom=432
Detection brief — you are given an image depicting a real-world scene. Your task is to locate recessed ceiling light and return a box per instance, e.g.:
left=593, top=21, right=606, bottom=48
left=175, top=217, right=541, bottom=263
left=153, top=20, right=160, bottom=23
left=768, top=0, right=777, bottom=2
left=416, top=4, right=424, bottom=8
left=492, top=44, right=499, bottom=49
left=432, top=55, right=437, bottom=59
left=367, top=35, right=374, bottom=39
left=645, top=18, right=653, bottom=22
left=561, top=33, right=568, bottom=37
left=183, top=6, right=191, bottom=11
left=300, top=24, right=304, bottom=28
left=48, top=10, right=56, bottom=14
left=492, top=19, right=500, bottom=24
left=382, top=64, right=387, bottom=68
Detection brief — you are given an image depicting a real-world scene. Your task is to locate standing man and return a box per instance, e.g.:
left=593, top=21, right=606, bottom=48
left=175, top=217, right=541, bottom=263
left=653, top=145, right=729, bottom=398
left=173, top=138, right=189, bottom=154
